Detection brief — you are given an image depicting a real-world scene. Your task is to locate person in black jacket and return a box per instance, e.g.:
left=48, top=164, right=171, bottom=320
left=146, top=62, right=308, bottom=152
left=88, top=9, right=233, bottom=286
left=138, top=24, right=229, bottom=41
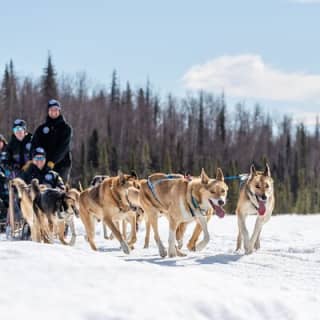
left=31, top=99, right=72, bottom=182
left=19, top=147, right=65, bottom=190
left=0, top=134, right=9, bottom=172
left=6, top=119, right=32, bottom=177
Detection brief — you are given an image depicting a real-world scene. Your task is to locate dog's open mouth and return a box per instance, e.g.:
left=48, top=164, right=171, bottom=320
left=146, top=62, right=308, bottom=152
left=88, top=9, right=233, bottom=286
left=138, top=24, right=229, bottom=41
left=256, top=196, right=267, bottom=216
left=209, top=199, right=225, bottom=218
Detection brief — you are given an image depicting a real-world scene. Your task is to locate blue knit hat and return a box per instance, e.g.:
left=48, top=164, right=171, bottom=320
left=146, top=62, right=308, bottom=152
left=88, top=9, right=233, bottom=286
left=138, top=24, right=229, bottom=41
left=12, top=119, right=26, bottom=130
left=47, top=99, right=61, bottom=110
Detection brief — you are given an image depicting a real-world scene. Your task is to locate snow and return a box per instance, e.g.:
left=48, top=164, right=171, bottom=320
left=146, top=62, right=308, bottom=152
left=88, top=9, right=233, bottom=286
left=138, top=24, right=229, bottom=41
left=1, top=214, right=320, bottom=320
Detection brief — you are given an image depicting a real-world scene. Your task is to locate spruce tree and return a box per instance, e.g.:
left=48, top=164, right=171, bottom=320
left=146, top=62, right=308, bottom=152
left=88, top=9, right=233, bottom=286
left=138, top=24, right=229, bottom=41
left=87, top=129, right=99, bottom=169
left=41, top=53, right=58, bottom=103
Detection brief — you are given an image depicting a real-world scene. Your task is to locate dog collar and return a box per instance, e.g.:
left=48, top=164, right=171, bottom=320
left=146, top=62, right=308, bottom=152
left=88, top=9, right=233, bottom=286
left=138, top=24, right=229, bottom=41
left=125, top=190, right=138, bottom=212
left=189, top=192, right=206, bottom=216
left=110, top=186, right=127, bottom=211
left=246, top=185, right=259, bottom=211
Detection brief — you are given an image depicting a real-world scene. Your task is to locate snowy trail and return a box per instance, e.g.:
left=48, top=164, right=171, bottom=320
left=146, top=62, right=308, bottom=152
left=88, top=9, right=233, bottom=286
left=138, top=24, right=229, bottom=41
left=1, top=214, right=320, bottom=320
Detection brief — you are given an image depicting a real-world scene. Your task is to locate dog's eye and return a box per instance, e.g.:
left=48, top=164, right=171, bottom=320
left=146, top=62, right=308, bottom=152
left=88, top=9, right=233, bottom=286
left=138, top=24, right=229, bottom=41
left=221, top=189, right=225, bottom=193
left=211, top=190, right=216, bottom=194
left=255, top=184, right=260, bottom=189
left=265, top=184, right=269, bottom=189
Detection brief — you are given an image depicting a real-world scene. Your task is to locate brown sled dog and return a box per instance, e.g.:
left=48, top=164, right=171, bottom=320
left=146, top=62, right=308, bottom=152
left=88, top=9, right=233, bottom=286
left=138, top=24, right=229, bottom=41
left=79, top=171, right=138, bottom=254
left=139, top=169, right=227, bottom=258
left=236, top=164, right=275, bottom=254
left=10, top=178, right=41, bottom=241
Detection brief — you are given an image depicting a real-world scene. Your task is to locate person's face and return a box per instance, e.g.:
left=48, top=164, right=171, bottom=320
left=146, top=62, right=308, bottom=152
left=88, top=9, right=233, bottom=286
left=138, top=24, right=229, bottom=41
left=33, top=155, right=46, bottom=170
left=48, top=107, right=60, bottom=119
left=13, top=127, right=26, bottom=141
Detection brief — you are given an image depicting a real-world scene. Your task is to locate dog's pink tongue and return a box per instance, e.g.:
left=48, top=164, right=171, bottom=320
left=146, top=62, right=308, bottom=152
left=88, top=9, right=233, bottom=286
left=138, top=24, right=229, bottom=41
left=213, top=204, right=225, bottom=218
left=258, top=201, right=266, bottom=216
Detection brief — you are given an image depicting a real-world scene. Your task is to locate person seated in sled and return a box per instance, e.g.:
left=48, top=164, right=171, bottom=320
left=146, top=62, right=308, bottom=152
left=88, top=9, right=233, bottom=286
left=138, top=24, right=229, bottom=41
left=19, top=147, right=65, bottom=191
left=0, top=134, right=10, bottom=232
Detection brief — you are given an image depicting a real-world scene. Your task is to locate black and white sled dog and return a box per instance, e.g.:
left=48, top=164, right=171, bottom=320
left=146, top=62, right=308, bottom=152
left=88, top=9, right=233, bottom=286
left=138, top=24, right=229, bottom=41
left=31, top=179, right=80, bottom=245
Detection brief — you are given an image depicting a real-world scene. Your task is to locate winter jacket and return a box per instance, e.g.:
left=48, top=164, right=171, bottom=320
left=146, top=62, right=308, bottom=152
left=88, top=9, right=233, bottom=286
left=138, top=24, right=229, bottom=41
left=6, top=133, right=32, bottom=174
left=31, top=115, right=72, bottom=171
left=19, top=163, right=65, bottom=190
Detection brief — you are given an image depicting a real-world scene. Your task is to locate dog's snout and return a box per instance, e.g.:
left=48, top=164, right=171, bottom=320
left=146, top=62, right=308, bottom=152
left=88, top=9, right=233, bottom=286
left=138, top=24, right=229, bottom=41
left=218, top=199, right=225, bottom=206
left=261, top=194, right=267, bottom=201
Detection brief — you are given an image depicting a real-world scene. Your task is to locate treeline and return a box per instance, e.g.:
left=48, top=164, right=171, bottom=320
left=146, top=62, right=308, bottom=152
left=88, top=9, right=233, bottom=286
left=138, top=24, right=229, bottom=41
left=1, top=55, right=320, bottom=214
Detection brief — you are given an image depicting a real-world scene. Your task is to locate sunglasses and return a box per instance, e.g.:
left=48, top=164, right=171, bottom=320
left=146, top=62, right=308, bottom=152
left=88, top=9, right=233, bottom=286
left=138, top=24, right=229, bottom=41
left=33, top=156, right=46, bottom=161
left=13, top=126, right=25, bottom=133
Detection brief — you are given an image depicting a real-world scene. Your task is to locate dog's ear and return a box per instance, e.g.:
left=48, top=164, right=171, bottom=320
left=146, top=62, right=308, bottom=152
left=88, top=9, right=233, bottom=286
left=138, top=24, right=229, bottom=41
left=65, top=183, right=70, bottom=192
left=130, top=170, right=138, bottom=180
left=200, top=168, right=209, bottom=185
left=133, top=180, right=141, bottom=189
left=216, top=168, right=224, bottom=181
left=118, top=170, right=125, bottom=185
left=264, top=163, right=271, bottom=177
left=250, top=164, right=257, bottom=178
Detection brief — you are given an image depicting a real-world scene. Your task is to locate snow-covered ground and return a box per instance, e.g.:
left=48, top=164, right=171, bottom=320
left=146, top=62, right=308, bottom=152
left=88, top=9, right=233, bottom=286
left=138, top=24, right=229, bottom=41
left=1, top=214, right=320, bottom=320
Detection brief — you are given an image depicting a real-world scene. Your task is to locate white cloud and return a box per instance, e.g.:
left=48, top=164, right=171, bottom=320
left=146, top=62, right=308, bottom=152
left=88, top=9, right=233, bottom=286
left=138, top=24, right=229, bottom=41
left=182, top=54, right=320, bottom=102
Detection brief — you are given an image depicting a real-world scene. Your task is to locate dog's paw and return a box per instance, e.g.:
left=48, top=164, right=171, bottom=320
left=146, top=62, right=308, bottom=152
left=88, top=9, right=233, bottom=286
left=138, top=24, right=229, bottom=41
left=187, top=241, right=196, bottom=251
left=245, top=247, right=254, bottom=255
left=120, top=241, right=130, bottom=254
left=159, top=247, right=168, bottom=258
left=168, top=250, right=177, bottom=258
left=176, top=247, right=187, bottom=257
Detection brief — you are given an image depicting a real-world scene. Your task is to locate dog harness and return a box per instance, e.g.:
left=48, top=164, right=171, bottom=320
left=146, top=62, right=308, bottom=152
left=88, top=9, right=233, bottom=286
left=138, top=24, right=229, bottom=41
left=147, top=174, right=208, bottom=218
left=125, top=189, right=138, bottom=212
left=225, top=173, right=249, bottom=188
left=147, top=174, right=183, bottom=205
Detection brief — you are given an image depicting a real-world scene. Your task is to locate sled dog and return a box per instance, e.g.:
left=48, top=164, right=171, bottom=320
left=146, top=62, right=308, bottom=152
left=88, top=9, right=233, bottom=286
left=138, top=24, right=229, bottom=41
left=236, top=164, right=275, bottom=254
left=79, top=171, right=138, bottom=254
left=139, top=169, right=227, bottom=257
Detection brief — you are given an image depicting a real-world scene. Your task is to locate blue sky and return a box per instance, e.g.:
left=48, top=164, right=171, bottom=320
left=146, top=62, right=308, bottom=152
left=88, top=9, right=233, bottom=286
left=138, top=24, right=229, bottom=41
left=1, top=0, right=320, bottom=124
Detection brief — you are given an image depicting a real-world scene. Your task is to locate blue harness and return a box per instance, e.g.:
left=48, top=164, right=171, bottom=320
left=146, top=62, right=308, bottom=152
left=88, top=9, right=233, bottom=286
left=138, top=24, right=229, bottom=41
left=147, top=174, right=181, bottom=204
left=147, top=174, right=202, bottom=217
left=225, top=174, right=249, bottom=188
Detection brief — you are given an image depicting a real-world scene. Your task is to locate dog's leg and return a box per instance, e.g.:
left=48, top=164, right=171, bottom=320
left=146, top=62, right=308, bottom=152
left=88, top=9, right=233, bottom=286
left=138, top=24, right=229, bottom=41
left=58, top=221, right=68, bottom=245
left=122, top=220, right=127, bottom=240
left=168, top=217, right=179, bottom=258
left=42, top=215, right=54, bottom=244
left=143, top=216, right=151, bottom=249
left=254, top=230, right=261, bottom=250
left=249, top=216, right=264, bottom=253
left=187, top=211, right=212, bottom=251
left=79, top=206, right=97, bottom=251
left=148, top=211, right=167, bottom=257
left=195, top=215, right=210, bottom=252
left=102, top=223, right=109, bottom=239
left=237, top=215, right=250, bottom=254
left=103, top=216, right=130, bottom=254
left=109, top=221, right=120, bottom=240
left=68, top=216, right=77, bottom=246
left=127, top=211, right=137, bottom=248
left=176, top=222, right=187, bottom=250
left=236, top=228, right=242, bottom=252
